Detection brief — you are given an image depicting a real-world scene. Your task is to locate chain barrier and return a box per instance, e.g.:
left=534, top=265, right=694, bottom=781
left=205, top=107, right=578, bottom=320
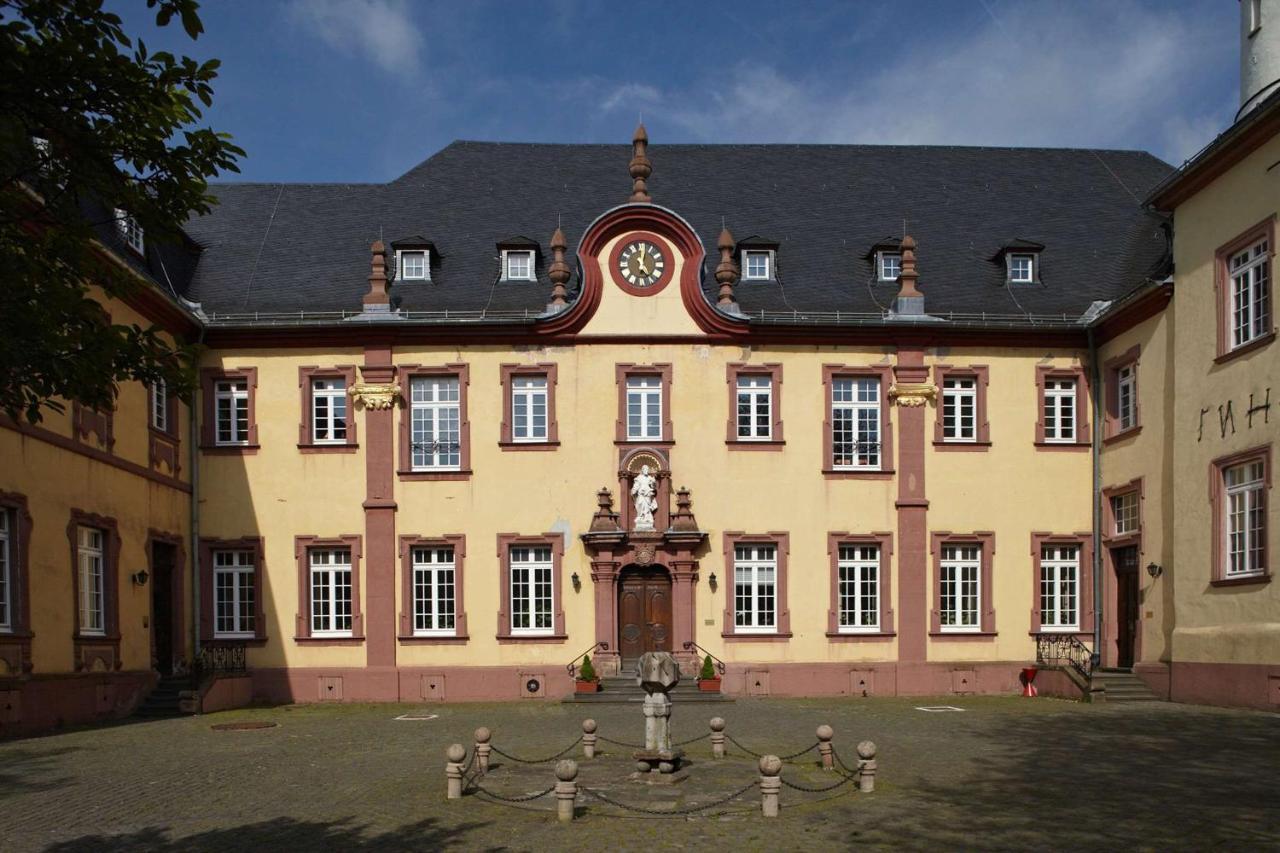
left=597, top=734, right=646, bottom=749
left=671, top=732, right=710, bottom=747
left=489, top=736, right=583, bottom=764
left=470, top=782, right=557, bottom=804
left=779, top=773, right=856, bottom=794
left=726, top=734, right=818, bottom=761
left=830, top=748, right=860, bottom=777
left=579, top=780, right=758, bottom=816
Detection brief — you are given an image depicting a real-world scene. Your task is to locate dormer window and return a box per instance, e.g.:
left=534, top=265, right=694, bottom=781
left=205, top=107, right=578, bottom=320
left=504, top=249, right=535, bottom=281
left=877, top=251, right=902, bottom=283
left=398, top=249, right=429, bottom=281
left=742, top=250, right=772, bottom=280
left=1008, top=253, right=1036, bottom=284
left=115, top=208, right=144, bottom=255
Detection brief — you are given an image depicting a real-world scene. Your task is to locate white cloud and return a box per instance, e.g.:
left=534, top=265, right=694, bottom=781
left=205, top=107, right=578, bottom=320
left=597, top=1, right=1233, bottom=164
left=287, top=0, right=422, bottom=75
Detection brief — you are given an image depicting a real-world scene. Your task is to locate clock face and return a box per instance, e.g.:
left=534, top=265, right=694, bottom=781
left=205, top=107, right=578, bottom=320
left=617, top=239, right=666, bottom=289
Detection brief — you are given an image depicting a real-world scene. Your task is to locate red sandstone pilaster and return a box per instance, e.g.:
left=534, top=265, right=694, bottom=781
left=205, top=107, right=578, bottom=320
left=894, top=347, right=930, bottom=662
left=362, top=343, right=398, bottom=670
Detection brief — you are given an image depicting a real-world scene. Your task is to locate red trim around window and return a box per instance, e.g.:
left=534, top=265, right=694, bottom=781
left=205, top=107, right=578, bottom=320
left=1029, top=532, right=1095, bottom=634
left=67, top=509, right=122, bottom=670
left=825, top=531, right=895, bottom=639
left=1208, top=444, right=1272, bottom=587
left=725, top=363, right=784, bottom=448
left=147, top=382, right=181, bottom=475
left=1035, top=364, right=1091, bottom=450
left=293, top=534, right=364, bottom=644
left=1101, top=477, right=1144, bottom=549
left=298, top=365, right=358, bottom=452
left=0, top=490, right=33, bottom=675
left=615, top=363, right=673, bottom=444
left=397, top=363, right=471, bottom=480
left=499, top=363, right=560, bottom=449
left=821, top=364, right=894, bottom=478
left=200, top=367, right=259, bottom=453
left=721, top=531, right=792, bottom=640
left=495, top=533, right=567, bottom=642
left=932, top=364, right=991, bottom=450
left=1102, top=347, right=1140, bottom=444
left=398, top=534, right=469, bottom=642
left=199, top=536, right=267, bottom=645
left=929, top=531, right=997, bottom=638
left=1213, top=216, right=1276, bottom=364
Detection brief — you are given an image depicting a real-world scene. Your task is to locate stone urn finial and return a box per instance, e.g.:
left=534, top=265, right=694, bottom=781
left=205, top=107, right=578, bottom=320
left=629, top=122, right=652, bottom=203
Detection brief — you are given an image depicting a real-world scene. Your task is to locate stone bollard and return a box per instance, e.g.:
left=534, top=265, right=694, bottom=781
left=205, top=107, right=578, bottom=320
left=759, top=754, right=782, bottom=818
left=709, top=717, right=726, bottom=759
left=474, top=727, right=491, bottom=774
left=857, top=740, right=878, bottom=793
left=816, top=724, right=834, bottom=771
left=555, top=759, right=578, bottom=823
left=582, top=719, right=597, bottom=759
left=445, top=743, right=466, bottom=800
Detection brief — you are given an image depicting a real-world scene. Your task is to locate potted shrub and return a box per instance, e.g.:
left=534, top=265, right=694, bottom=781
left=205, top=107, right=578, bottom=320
left=697, top=654, right=722, bottom=692
left=575, top=654, right=602, bottom=693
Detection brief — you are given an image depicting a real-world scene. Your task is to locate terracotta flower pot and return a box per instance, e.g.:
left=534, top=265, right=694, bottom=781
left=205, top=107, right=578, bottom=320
left=575, top=680, right=602, bottom=693
left=697, top=677, right=722, bottom=693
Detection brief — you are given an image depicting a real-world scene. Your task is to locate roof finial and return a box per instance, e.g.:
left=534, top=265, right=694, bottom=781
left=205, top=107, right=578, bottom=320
left=363, top=239, right=389, bottom=307
left=547, top=226, right=571, bottom=311
left=628, top=122, right=652, bottom=203
left=715, top=226, right=740, bottom=309
left=897, top=235, right=921, bottom=299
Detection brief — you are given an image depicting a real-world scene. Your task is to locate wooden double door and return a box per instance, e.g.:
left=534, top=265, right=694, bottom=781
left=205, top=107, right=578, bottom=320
left=618, top=567, right=673, bottom=665
left=1113, top=546, right=1140, bottom=668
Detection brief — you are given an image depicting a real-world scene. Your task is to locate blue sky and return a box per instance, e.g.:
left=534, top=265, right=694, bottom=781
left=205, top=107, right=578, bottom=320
left=114, top=0, right=1240, bottom=183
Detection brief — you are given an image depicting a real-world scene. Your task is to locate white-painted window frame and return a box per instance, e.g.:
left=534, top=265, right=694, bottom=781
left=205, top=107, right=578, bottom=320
left=151, top=379, right=168, bottom=433
left=214, top=379, right=249, bottom=446
left=837, top=544, right=880, bottom=633
left=733, top=544, right=778, bottom=633
left=1039, top=544, right=1080, bottom=631
left=77, top=526, right=105, bottom=636
left=735, top=374, right=773, bottom=441
left=1112, top=491, right=1139, bottom=536
left=511, top=375, right=549, bottom=443
left=409, top=376, right=462, bottom=470
left=939, top=544, right=981, bottom=633
left=1044, top=378, right=1077, bottom=443
left=741, top=250, right=772, bottom=280
left=1008, top=253, right=1035, bottom=283
left=877, top=251, right=902, bottom=282
left=397, top=249, right=430, bottom=281
left=1117, top=365, right=1137, bottom=431
left=213, top=550, right=255, bottom=638
left=831, top=377, right=881, bottom=470
left=115, top=208, right=144, bottom=254
left=503, top=249, right=536, bottom=281
left=1228, top=237, right=1270, bottom=350
left=625, top=375, right=662, bottom=441
left=311, top=377, right=348, bottom=444
left=942, top=377, right=977, bottom=442
left=509, top=545, right=554, bottom=636
left=1225, top=460, right=1266, bottom=577
left=412, top=546, right=457, bottom=635
left=309, top=548, right=353, bottom=636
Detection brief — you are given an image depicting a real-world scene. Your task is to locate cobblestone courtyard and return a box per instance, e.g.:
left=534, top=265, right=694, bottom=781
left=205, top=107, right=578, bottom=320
left=1, top=696, right=1277, bottom=851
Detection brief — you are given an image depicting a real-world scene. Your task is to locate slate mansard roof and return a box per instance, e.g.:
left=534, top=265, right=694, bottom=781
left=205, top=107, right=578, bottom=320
left=179, top=142, right=1175, bottom=325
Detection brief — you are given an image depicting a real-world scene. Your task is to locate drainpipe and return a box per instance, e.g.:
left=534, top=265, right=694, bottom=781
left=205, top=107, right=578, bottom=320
left=189, top=330, right=205, bottom=665
left=1087, top=327, right=1103, bottom=666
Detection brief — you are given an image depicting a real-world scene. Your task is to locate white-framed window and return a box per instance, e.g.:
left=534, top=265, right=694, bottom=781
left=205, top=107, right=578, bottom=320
left=877, top=251, right=902, bottom=282
left=837, top=544, right=879, bottom=632
left=733, top=544, right=777, bottom=632
left=115, top=208, right=144, bottom=254
left=410, top=376, right=461, bottom=469
left=309, top=548, right=353, bottom=635
left=626, top=375, right=662, bottom=441
left=831, top=377, right=881, bottom=469
left=1228, top=237, right=1269, bottom=350
left=150, top=379, right=168, bottom=433
left=77, top=526, right=105, bottom=636
left=742, top=250, right=772, bottom=280
left=1008, top=253, right=1035, bottom=283
left=511, top=375, right=548, bottom=442
left=942, top=377, right=977, bottom=442
left=311, top=377, right=348, bottom=444
left=736, top=375, right=773, bottom=440
left=412, top=546, right=456, bottom=635
left=504, top=250, right=535, bottom=281
left=1112, top=491, right=1139, bottom=536
left=0, top=509, right=11, bottom=632
left=213, top=550, right=255, bottom=638
left=939, top=544, right=981, bottom=632
left=1116, top=365, right=1137, bottom=431
left=510, top=546, right=553, bottom=635
left=1225, top=460, right=1266, bottom=577
left=1039, top=545, right=1079, bottom=631
left=1044, top=378, right=1077, bottom=443
left=214, top=379, right=249, bottom=446
left=398, top=249, right=429, bottom=281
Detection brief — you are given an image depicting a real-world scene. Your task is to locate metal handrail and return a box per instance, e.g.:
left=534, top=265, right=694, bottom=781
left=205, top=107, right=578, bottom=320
left=1035, top=633, right=1097, bottom=681
left=682, top=641, right=726, bottom=677
left=566, top=641, right=608, bottom=679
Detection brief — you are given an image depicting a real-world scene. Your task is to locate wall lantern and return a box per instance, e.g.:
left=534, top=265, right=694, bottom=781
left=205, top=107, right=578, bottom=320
left=571, top=571, right=581, bottom=591
left=131, top=569, right=150, bottom=586
left=1145, top=562, right=1163, bottom=579
left=708, top=572, right=717, bottom=591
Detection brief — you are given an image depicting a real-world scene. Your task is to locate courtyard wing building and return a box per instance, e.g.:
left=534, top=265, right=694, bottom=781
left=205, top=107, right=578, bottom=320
left=1, top=10, right=1277, bottom=734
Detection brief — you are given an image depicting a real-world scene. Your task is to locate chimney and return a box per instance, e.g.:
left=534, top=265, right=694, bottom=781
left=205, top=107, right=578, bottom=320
left=894, top=235, right=925, bottom=316
left=628, top=122, right=652, bottom=203
left=547, top=226, right=571, bottom=312
left=1239, top=0, right=1279, bottom=118
left=715, top=226, right=740, bottom=311
left=363, top=240, right=390, bottom=309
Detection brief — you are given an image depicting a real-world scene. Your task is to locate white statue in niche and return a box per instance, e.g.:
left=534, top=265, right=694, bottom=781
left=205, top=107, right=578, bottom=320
left=631, top=465, right=658, bottom=531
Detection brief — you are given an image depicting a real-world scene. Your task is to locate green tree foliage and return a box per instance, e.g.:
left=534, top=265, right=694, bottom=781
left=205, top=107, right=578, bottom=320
left=578, top=654, right=597, bottom=683
left=0, top=0, right=242, bottom=422
left=699, top=654, right=716, bottom=680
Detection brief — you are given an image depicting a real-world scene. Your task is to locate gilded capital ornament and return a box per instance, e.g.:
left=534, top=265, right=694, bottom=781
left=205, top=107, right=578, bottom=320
left=350, top=382, right=401, bottom=410
left=888, top=383, right=937, bottom=407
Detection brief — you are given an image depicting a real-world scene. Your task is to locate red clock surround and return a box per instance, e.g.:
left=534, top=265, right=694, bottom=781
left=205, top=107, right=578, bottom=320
left=608, top=230, right=676, bottom=296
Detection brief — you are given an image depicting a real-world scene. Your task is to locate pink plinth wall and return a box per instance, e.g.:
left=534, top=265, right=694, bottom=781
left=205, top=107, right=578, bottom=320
left=0, top=670, right=156, bottom=738
left=1032, top=667, right=1088, bottom=701
left=720, top=661, right=1028, bottom=698
left=200, top=673, right=253, bottom=713
left=249, top=666, right=576, bottom=704
left=1170, top=661, right=1280, bottom=711
left=1132, top=662, right=1171, bottom=700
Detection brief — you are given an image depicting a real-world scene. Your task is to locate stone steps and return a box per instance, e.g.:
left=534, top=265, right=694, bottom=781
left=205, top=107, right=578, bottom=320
left=563, top=674, right=733, bottom=704
left=1090, top=668, right=1162, bottom=703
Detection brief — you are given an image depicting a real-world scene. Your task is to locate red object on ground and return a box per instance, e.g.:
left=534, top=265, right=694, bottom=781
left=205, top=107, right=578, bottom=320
left=575, top=680, right=601, bottom=694
left=1020, top=667, right=1039, bottom=697
left=698, top=677, right=722, bottom=693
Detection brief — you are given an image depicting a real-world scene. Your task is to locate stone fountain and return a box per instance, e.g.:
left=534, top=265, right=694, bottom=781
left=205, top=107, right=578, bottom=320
left=631, top=650, right=686, bottom=782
